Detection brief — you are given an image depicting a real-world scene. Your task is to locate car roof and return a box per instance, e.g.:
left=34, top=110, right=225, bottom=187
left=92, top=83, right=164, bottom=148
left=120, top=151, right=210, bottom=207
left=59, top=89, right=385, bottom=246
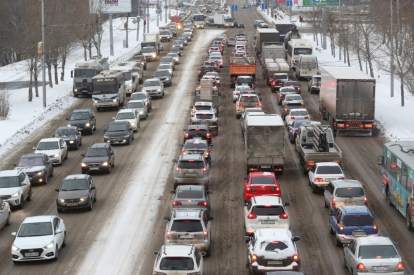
left=240, top=94, right=259, bottom=98
left=155, top=69, right=170, bottom=73
left=188, top=125, right=208, bottom=130
left=194, top=102, right=213, bottom=106
left=63, top=174, right=89, bottom=180
left=179, top=154, right=204, bottom=161
left=23, top=215, right=54, bottom=224
left=316, top=162, right=341, bottom=167
left=339, top=206, right=370, bottom=214
left=238, top=76, right=252, bottom=78
left=145, top=78, right=161, bottom=82
left=331, top=179, right=363, bottom=188
left=250, top=171, right=275, bottom=177
left=21, top=153, right=46, bottom=158
left=173, top=209, right=203, bottom=219
left=252, top=196, right=283, bottom=206
left=131, top=91, right=148, bottom=95
left=0, top=170, right=21, bottom=177
left=57, top=126, right=78, bottom=131
left=289, top=108, right=307, bottom=112
left=256, top=228, right=292, bottom=242
left=72, top=108, right=91, bottom=113
left=39, top=138, right=60, bottom=142
left=117, top=109, right=135, bottom=114
left=356, top=236, right=393, bottom=246
left=194, top=110, right=214, bottom=115
left=109, top=120, right=129, bottom=125
left=184, top=139, right=208, bottom=145
left=162, top=245, right=195, bottom=256
left=128, top=100, right=145, bottom=104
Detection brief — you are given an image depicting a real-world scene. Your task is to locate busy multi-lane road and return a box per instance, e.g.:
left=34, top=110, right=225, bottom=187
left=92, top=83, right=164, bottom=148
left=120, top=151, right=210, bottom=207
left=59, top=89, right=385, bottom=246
left=1, top=1, right=414, bottom=275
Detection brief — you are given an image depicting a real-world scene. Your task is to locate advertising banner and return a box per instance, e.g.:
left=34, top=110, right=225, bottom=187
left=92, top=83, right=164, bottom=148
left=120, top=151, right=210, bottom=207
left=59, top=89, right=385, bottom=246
left=303, top=0, right=339, bottom=6
left=90, top=0, right=132, bottom=14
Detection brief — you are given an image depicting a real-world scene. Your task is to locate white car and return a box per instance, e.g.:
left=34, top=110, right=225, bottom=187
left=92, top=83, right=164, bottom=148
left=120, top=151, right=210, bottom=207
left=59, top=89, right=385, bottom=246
left=191, top=102, right=216, bottom=118
left=233, top=84, right=251, bottom=102
left=141, top=78, right=165, bottom=99
left=284, top=108, right=311, bottom=126
left=0, top=170, right=32, bottom=209
left=204, top=72, right=220, bottom=85
left=113, top=109, right=140, bottom=132
left=243, top=196, right=290, bottom=235
left=0, top=199, right=11, bottom=229
left=282, top=94, right=304, bottom=106
left=153, top=245, right=206, bottom=275
left=245, top=229, right=300, bottom=274
left=167, top=52, right=180, bottom=64
left=34, top=138, right=68, bottom=165
left=308, top=162, right=345, bottom=193
left=11, top=215, right=66, bottom=263
left=344, top=236, right=404, bottom=275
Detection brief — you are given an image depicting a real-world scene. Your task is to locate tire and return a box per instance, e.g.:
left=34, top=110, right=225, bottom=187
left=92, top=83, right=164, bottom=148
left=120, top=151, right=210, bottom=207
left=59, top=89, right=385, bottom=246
left=386, top=187, right=393, bottom=206
left=87, top=200, right=93, bottom=211
left=57, top=208, right=63, bottom=213
left=312, top=183, right=317, bottom=194
left=407, top=207, right=413, bottom=231
left=173, top=183, right=178, bottom=190
left=330, top=224, right=334, bottom=235
left=75, top=143, right=79, bottom=150
left=54, top=247, right=59, bottom=261
left=64, top=151, right=68, bottom=160
left=107, top=165, right=112, bottom=174
left=6, top=213, right=10, bottom=226
left=44, top=174, right=48, bottom=185
left=94, top=191, right=97, bottom=202
left=27, top=188, right=32, bottom=201
left=19, top=195, right=24, bottom=209
left=50, top=167, right=54, bottom=177
left=336, top=238, right=343, bottom=247
left=344, top=255, right=348, bottom=269
left=62, top=233, right=67, bottom=247
left=126, top=137, right=131, bottom=145
left=206, top=245, right=211, bottom=257
left=90, top=126, right=94, bottom=135
left=324, top=199, right=328, bottom=208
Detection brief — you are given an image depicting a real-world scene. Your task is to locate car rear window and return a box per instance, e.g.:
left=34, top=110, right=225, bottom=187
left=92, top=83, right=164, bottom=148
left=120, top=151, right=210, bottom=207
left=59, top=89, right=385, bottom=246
left=252, top=206, right=284, bottom=216
left=342, top=214, right=374, bottom=226
left=188, top=129, right=208, bottom=134
left=335, top=187, right=365, bottom=197
left=240, top=96, right=259, bottom=103
left=251, top=177, right=275, bottom=185
left=196, top=114, right=213, bottom=119
left=358, top=245, right=398, bottom=259
left=195, top=106, right=211, bottom=111
left=285, top=95, right=302, bottom=101
left=160, top=257, right=194, bottom=270
left=171, top=220, right=203, bottom=232
left=316, top=166, right=343, bottom=174
left=184, top=143, right=208, bottom=150
left=290, top=111, right=308, bottom=116
left=176, top=189, right=204, bottom=199
left=177, top=161, right=205, bottom=169
left=280, top=88, right=296, bottom=93
left=131, top=94, right=146, bottom=100
left=264, top=241, right=288, bottom=251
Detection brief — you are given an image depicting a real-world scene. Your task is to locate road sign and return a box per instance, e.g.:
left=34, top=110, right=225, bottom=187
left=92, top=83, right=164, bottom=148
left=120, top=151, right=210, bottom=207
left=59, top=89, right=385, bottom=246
left=261, top=3, right=267, bottom=9
left=231, top=5, right=238, bottom=11
left=247, top=4, right=252, bottom=9
left=286, top=0, right=293, bottom=6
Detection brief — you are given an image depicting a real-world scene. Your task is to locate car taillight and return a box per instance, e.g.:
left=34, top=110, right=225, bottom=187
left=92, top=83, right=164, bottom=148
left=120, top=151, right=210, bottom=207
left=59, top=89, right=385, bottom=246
left=315, top=178, right=323, bottom=182
left=198, top=201, right=208, bottom=206
left=203, top=231, right=208, bottom=238
left=204, top=151, right=209, bottom=156
left=357, top=263, right=366, bottom=271
left=199, top=70, right=201, bottom=74
left=184, top=132, right=189, bottom=138
left=293, top=254, right=299, bottom=264
left=312, top=82, right=316, bottom=85
left=337, top=123, right=345, bottom=128
left=201, top=167, right=207, bottom=172
left=373, top=222, right=377, bottom=230
left=284, top=109, right=288, bottom=113
left=290, top=116, right=295, bottom=119
left=251, top=254, right=257, bottom=263
left=206, top=133, right=211, bottom=138
left=280, top=213, right=288, bottom=219
left=237, top=102, right=243, bottom=106
left=247, top=213, right=257, bottom=219
left=172, top=201, right=182, bottom=206
left=364, top=196, right=368, bottom=205
left=182, top=151, right=188, bottom=155
left=332, top=197, right=336, bottom=208
left=304, top=116, right=310, bottom=119
left=255, top=103, right=261, bottom=107
left=337, top=177, right=345, bottom=180
left=279, top=94, right=283, bottom=98
left=307, top=161, right=314, bottom=166
left=175, top=167, right=181, bottom=172
left=298, top=87, right=301, bottom=90
left=301, top=101, right=304, bottom=105
left=272, top=81, right=275, bottom=85
left=339, top=222, right=344, bottom=231
left=395, top=262, right=404, bottom=271
left=166, top=231, right=171, bottom=239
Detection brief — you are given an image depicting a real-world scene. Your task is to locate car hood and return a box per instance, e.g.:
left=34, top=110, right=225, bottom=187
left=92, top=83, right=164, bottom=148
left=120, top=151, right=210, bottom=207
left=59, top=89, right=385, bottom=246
left=35, top=149, right=61, bottom=156
left=115, top=118, right=136, bottom=124
left=58, top=190, right=89, bottom=199
left=83, top=156, right=109, bottom=163
left=15, top=166, right=46, bottom=173
left=14, top=235, right=54, bottom=249
left=68, top=119, right=89, bottom=126
left=59, top=135, right=77, bottom=141
left=0, top=187, right=21, bottom=196
left=105, top=130, right=129, bottom=137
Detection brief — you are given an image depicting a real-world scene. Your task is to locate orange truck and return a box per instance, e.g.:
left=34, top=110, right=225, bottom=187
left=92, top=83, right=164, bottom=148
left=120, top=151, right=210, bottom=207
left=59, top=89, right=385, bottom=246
left=170, top=15, right=181, bottom=26
left=229, top=57, right=256, bottom=88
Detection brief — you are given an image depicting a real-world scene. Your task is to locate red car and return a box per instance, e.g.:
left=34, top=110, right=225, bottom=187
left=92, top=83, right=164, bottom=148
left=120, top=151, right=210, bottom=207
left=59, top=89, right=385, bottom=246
left=243, top=172, right=281, bottom=202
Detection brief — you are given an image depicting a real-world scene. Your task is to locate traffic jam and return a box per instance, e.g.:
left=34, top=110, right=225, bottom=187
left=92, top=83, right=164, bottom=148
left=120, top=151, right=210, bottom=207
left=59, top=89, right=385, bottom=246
left=0, top=1, right=412, bottom=275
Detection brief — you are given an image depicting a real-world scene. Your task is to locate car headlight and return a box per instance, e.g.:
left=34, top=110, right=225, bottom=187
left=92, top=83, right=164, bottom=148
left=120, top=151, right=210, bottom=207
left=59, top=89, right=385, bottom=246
left=54, top=154, right=60, bottom=158
left=79, top=195, right=88, bottom=202
left=131, top=122, right=135, bottom=126
left=93, top=100, right=98, bottom=103
left=157, top=89, right=161, bottom=91
left=152, top=54, right=156, bottom=57
left=44, top=242, right=54, bottom=249
left=58, top=196, right=65, bottom=203
left=85, top=123, right=90, bottom=127
left=81, top=163, right=87, bottom=167
left=12, top=192, right=19, bottom=197
left=37, top=171, right=44, bottom=175
left=74, top=89, right=78, bottom=92
left=12, top=245, right=20, bottom=252
left=67, top=124, right=71, bottom=127
left=123, top=135, right=130, bottom=138
left=69, top=140, right=75, bottom=144
left=113, top=99, right=117, bottom=102
left=139, top=111, right=144, bottom=114
left=128, top=83, right=132, bottom=86
left=102, top=162, right=109, bottom=166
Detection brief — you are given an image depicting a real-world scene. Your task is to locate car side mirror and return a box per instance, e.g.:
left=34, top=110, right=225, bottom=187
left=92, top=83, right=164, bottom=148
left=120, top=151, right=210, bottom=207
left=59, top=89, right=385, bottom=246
left=91, top=186, right=96, bottom=190
left=277, top=178, right=282, bottom=181
left=241, top=202, right=247, bottom=206
left=11, top=232, right=16, bottom=236
left=55, top=188, right=59, bottom=192
left=32, top=147, right=36, bottom=150
left=292, top=236, right=300, bottom=242
left=243, top=177, right=248, bottom=180
left=200, top=252, right=207, bottom=257
left=377, top=155, right=384, bottom=165
left=343, top=243, right=349, bottom=248
left=112, top=117, right=116, bottom=120
left=13, top=164, right=17, bottom=166
left=170, top=190, right=176, bottom=194
left=164, top=217, right=170, bottom=221
left=208, top=217, right=213, bottom=221
left=283, top=202, right=290, bottom=207
left=210, top=144, right=213, bottom=147
left=180, top=144, right=184, bottom=147
left=66, top=118, right=69, bottom=121
left=207, top=190, right=213, bottom=194
left=81, top=154, right=85, bottom=157
left=183, top=129, right=186, bottom=131
left=244, top=236, right=250, bottom=242
left=55, top=230, right=62, bottom=234
left=109, top=152, right=114, bottom=156
left=172, top=159, right=177, bottom=163
left=329, top=213, right=335, bottom=216
left=153, top=251, right=159, bottom=255
left=77, top=132, right=81, bottom=135
left=259, top=98, right=262, bottom=101
left=393, top=242, right=399, bottom=247
left=46, top=161, right=50, bottom=164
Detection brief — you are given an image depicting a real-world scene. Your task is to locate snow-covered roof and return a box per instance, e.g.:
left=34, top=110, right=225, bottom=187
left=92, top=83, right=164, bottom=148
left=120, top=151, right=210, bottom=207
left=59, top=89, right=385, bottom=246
left=257, top=29, right=279, bottom=34
left=252, top=196, right=283, bottom=206
left=162, top=245, right=195, bottom=256
left=38, top=138, right=61, bottom=142
left=0, top=170, right=20, bottom=177
left=23, top=215, right=54, bottom=223
left=246, top=114, right=284, bottom=126
left=322, top=66, right=374, bottom=80
left=384, top=141, right=414, bottom=168
left=356, top=236, right=392, bottom=246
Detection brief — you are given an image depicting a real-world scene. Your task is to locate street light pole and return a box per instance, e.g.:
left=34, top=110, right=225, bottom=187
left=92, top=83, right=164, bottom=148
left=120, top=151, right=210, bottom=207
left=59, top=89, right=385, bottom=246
left=390, top=0, right=394, bottom=97
left=338, top=0, right=341, bottom=61
left=41, top=0, right=46, bottom=108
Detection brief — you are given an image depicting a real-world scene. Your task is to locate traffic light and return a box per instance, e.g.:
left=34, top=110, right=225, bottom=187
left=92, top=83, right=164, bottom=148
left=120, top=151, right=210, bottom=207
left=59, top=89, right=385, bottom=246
left=300, top=15, right=304, bottom=22
left=144, top=18, right=147, bottom=25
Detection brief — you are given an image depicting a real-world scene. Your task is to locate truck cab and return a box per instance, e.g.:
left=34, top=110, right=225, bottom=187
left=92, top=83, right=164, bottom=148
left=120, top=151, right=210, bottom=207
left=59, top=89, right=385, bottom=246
left=71, top=58, right=109, bottom=97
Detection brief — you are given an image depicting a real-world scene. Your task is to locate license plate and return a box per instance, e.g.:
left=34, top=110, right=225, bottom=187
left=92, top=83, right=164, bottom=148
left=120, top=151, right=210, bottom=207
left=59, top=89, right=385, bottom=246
left=352, top=231, right=366, bottom=237
left=261, top=220, right=275, bottom=224
left=67, top=203, right=78, bottom=206
left=325, top=178, right=335, bottom=182
left=180, top=235, right=194, bottom=239
left=261, top=166, right=270, bottom=169
left=373, top=266, right=389, bottom=271
left=268, top=260, right=283, bottom=265
left=25, top=252, right=39, bottom=257
left=89, top=167, right=99, bottom=170
left=82, top=90, right=88, bottom=93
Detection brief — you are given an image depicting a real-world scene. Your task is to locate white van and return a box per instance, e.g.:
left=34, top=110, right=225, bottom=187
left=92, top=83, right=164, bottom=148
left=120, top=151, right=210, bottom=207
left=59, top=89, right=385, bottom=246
left=296, top=55, right=318, bottom=80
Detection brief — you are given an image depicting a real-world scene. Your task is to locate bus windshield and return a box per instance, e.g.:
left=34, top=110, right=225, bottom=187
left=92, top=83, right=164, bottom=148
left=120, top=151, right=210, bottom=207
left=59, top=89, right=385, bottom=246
left=93, top=79, right=119, bottom=94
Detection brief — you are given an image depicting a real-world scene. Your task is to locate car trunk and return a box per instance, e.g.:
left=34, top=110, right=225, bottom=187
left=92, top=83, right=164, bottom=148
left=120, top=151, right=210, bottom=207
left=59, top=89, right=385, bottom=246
left=250, top=206, right=286, bottom=229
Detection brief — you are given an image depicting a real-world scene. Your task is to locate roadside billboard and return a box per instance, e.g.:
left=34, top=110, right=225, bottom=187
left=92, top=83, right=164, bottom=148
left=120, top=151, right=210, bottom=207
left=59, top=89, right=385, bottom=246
left=303, top=0, right=339, bottom=6
left=90, top=0, right=132, bottom=14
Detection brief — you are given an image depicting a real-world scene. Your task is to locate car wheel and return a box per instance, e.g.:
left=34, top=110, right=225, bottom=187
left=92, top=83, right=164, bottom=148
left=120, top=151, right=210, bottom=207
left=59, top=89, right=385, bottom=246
left=407, top=207, right=413, bottom=231
left=64, top=151, right=68, bottom=160
left=54, top=247, right=59, bottom=261
left=57, top=208, right=63, bottom=213
left=50, top=167, right=54, bottom=177
left=44, top=174, right=48, bottom=184
left=330, top=224, right=334, bottom=235
left=6, top=213, right=11, bottom=226
left=27, top=188, right=32, bottom=201
left=308, top=179, right=312, bottom=186
left=126, top=137, right=131, bottom=145
left=90, top=126, right=94, bottom=135
left=87, top=200, right=93, bottom=211
left=94, top=191, right=97, bottom=202
left=79, top=139, right=82, bottom=146
left=107, top=165, right=112, bottom=174
left=324, top=199, right=328, bottom=208
left=386, top=187, right=393, bottom=206
left=62, top=232, right=67, bottom=247
left=344, top=255, right=348, bottom=269
left=13, top=261, right=19, bottom=265
left=19, top=196, right=24, bottom=209
left=290, top=137, right=294, bottom=144
left=112, top=161, right=115, bottom=168
left=336, top=238, right=342, bottom=247
left=312, top=183, right=317, bottom=194
left=75, top=143, right=79, bottom=150
left=173, top=183, right=178, bottom=190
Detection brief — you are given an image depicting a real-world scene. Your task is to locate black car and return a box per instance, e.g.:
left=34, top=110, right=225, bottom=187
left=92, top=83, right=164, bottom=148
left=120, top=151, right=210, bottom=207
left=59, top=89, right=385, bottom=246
left=53, top=126, right=82, bottom=150
left=236, top=76, right=255, bottom=88
left=169, top=46, right=182, bottom=56
left=81, top=143, right=115, bottom=174
left=181, top=139, right=213, bottom=165
left=203, top=61, right=220, bottom=72
left=14, top=153, right=54, bottom=184
left=66, top=108, right=96, bottom=135
left=55, top=174, right=96, bottom=212
left=198, top=65, right=216, bottom=81
left=103, top=121, right=134, bottom=145
left=271, top=73, right=289, bottom=92
left=277, top=87, right=297, bottom=105
left=183, top=125, right=212, bottom=144
left=284, top=80, right=301, bottom=94
left=169, top=27, right=177, bottom=37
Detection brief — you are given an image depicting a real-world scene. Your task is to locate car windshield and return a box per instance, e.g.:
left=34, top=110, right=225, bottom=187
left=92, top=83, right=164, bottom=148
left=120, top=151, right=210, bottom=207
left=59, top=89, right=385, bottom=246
left=342, top=214, right=374, bottom=226
left=235, top=53, right=244, bottom=57
left=127, top=102, right=145, bottom=108
left=160, top=257, right=194, bottom=270
left=134, top=55, right=144, bottom=61
left=252, top=206, right=284, bottom=216
left=359, top=245, right=398, bottom=259
left=70, top=112, right=89, bottom=120
left=195, top=106, right=211, bottom=111
left=290, top=111, right=308, bottom=116
left=176, top=189, right=204, bottom=199
left=161, top=58, right=173, bottom=63
left=170, top=47, right=180, bottom=51
left=107, top=124, right=128, bottom=132
left=210, top=56, right=220, bottom=60
left=142, top=47, right=155, bottom=53
left=251, top=177, right=274, bottom=185
left=316, top=166, right=343, bottom=174
left=144, top=81, right=160, bottom=87
left=237, top=78, right=252, bottom=84
left=285, top=95, right=302, bottom=101
left=293, top=121, right=309, bottom=129
left=160, top=31, right=170, bottom=35
left=159, top=65, right=171, bottom=70
left=18, top=222, right=53, bottom=237
left=56, top=129, right=76, bottom=137
left=116, top=113, right=135, bottom=120
left=131, top=94, right=146, bottom=100
left=313, top=77, right=321, bottom=82
left=17, top=157, right=44, bottom=167
left=264, top=241, right=289, bottom=251
left=196, top=114, right=214, bottom=119
left=155, top=71, right=170, bottom=77
left=171, top=220, right=203, bottom=232
left=335, top=187, right=365, bottom=197
left=177, top=161, right=205, bottom=169
left=85, top=148, right=108, bottom=157
left=37, top=141, right=59, bottom=150
left=0, top=176, right=20, bottom=188
left=61, top=179, right=89, bottom=191
left=168, top=54, right=178, bottom=58
left=74, top=69, right=96, bottom=77
left=188, top=129, right=208, bottom=135
left=280, top=88, right=296, bottom=93
left=240, top=96, right=258, bottom=103
left=301, top=62, right=317, bottom=69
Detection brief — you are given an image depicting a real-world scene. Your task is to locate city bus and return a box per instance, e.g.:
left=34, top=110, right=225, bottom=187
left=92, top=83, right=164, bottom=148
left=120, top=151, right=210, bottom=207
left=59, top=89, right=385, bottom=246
left=92, top=70, right=126, bottom=112
left=286, top=39, right=312, bottom=71
left=378, top=141, right=414, bottom=230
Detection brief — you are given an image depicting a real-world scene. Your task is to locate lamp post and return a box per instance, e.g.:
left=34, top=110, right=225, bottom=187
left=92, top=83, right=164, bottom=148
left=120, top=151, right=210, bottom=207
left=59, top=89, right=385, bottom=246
left=390, top=0, right=394, bottom=97
left=41, top=0, right=46, bottom=107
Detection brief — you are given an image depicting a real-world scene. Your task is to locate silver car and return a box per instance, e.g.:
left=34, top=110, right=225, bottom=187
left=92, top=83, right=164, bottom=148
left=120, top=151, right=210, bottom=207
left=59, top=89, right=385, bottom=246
left=177, top=37, right=188, bottom=46
left=173, top=40, right=184, bottom=50
left=344, top=237, right=404, bottom=274
left=172, top=155, right=210, bottom=190
left=164, top=209, right=213, bottom=256
left=182, top=32, right=192, bottom=41
left=170, top=185, right=212, bottom=217
left=125, top=100, right=148, bottom=120
left=167, top=53, right=180, bottom=64
left=157, top=64, right=173, bottom=76
left=141, top=78, right=164, bottom=99
left=324, top=180, right=367, bottom=213
left=160, top=57, right=176, bottom=70
left=130, top=91, right=152, bottom=112
left=153, top=70, right=173, bottom=87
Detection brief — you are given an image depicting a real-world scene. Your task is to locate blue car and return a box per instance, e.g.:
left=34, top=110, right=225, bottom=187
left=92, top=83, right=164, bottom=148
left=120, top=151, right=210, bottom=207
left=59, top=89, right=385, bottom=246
left=234, top=21, right=245, bottom=28
left=53, top=126, right=82, bottom=150
left=288, top=120, right=311, bottom=143
left=329, top=206, right=378, bottom=247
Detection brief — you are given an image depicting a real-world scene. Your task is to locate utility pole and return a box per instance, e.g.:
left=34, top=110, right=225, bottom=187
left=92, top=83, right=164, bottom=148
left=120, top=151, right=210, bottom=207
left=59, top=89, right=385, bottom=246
left=289, top=6, right=291, bottom=22
left=322, top=7, right=327, bottom=50
left=147, top=0, right=150, bottom=33
left=97, top=12, right=101, bottom=57
left=390, top=0, right=394, bottom=97
left=109, top=14, right=114, bottom=55
left=338, top=0, right=341, bottom=60
left=169, top=0, right=171, bottom=19
left=157, top=0, right=159, bottom=27
left=137, top=17, right=140, bottom=41
left=126, top=14, right=129, bottom=48
left=165, top=3, right=167, bottom=23
left=41, top=0, right=46, bottom=108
